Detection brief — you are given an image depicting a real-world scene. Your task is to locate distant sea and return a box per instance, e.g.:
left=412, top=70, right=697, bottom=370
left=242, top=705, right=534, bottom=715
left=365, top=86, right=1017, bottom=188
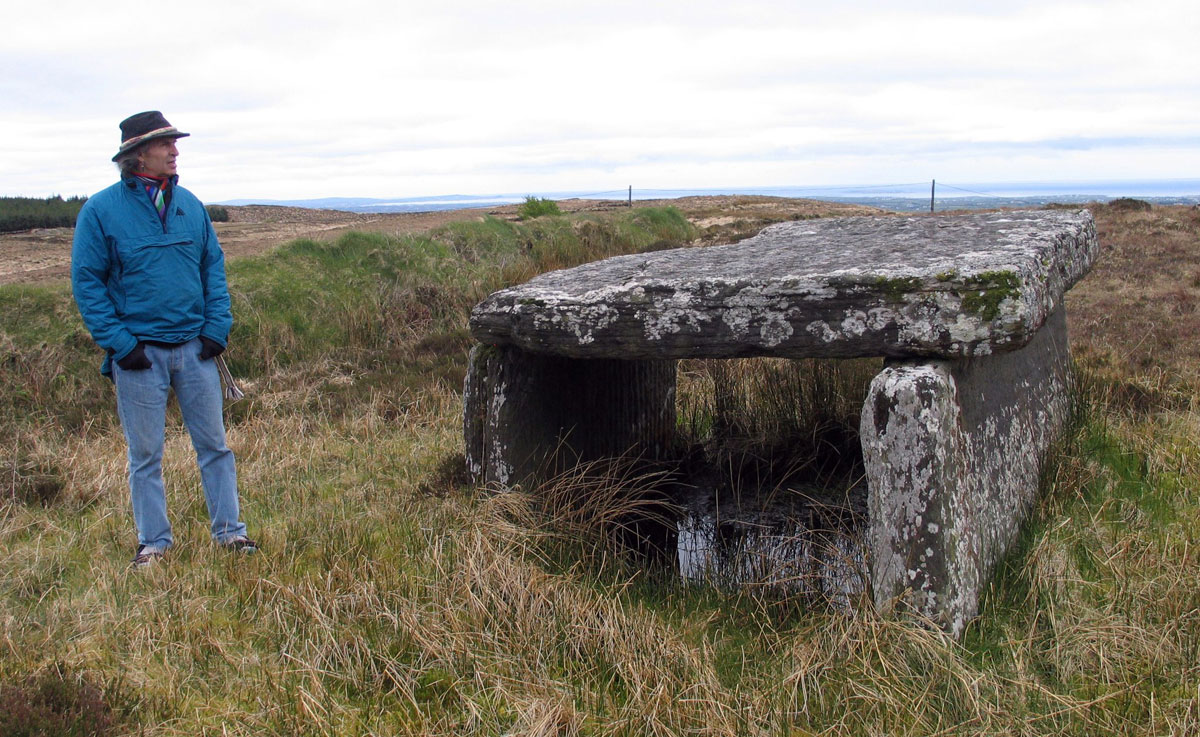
left=219, top=178, right=1200, bottom=214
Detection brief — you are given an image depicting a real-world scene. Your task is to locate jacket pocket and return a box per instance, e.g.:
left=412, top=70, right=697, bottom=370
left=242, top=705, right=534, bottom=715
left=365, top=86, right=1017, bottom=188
left=117, top=234, right=201, bottom=324
left=117, top=233, right=197, bottom=273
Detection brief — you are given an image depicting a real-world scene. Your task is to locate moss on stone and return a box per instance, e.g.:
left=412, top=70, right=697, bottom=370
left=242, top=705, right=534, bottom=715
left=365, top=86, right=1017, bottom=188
left=468, top=343, right=505, bottom=367
left=874, top=275, right=924, bottom=302
left=960, top=270, right=1022, bottom=321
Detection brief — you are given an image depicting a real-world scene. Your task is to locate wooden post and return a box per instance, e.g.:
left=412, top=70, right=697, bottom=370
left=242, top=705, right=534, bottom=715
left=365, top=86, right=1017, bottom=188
left=930, top=180, right=936, bottom=213
left=628, top=185, right=632, bottom=207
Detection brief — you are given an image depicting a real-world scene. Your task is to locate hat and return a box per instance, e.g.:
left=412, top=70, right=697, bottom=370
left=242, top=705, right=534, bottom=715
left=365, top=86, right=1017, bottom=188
left=112, top=111, right=190, bottom=161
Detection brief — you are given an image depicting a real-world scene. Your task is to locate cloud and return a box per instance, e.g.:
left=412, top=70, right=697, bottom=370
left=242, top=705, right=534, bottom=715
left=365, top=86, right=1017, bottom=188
left=2, top=0, right=1198, bottom=200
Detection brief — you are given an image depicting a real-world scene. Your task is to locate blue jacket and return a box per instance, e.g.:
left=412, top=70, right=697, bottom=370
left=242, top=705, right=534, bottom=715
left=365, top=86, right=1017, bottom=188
left=71, top=176, right=232, bottom=375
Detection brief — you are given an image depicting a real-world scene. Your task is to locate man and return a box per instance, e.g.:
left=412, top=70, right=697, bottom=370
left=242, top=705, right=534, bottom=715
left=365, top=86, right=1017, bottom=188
left=72, top=111, right=257, bottom=568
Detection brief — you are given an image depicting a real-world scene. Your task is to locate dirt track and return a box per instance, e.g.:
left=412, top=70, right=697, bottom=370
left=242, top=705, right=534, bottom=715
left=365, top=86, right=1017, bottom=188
left=0, top=196, right=881, bottom=286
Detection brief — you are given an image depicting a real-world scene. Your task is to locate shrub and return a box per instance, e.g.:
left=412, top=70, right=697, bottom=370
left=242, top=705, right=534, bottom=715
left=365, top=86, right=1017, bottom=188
left=1107, top=197, right=1152, bottom=212
left=206, top=205, right=230, bottom=222
left=517, top=196, right=561, bottom=220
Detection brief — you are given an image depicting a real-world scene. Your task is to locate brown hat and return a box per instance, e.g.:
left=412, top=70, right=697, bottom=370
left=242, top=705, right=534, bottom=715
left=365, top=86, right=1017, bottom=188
left=112, top=111, right=190, bottom=162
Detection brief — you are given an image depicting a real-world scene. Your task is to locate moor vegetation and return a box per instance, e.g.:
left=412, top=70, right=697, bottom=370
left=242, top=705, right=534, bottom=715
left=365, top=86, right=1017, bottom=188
left=1, top=200, right=1198, bottom=735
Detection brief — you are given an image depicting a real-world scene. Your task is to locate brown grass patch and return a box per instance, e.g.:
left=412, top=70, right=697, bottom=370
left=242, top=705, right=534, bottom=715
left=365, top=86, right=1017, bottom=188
left=1068, top=203, right=1200, bottom=384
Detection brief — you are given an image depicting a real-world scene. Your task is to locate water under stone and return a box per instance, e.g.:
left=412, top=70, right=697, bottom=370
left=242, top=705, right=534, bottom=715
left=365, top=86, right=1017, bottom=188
left=666, top=473, right=870, bottom=607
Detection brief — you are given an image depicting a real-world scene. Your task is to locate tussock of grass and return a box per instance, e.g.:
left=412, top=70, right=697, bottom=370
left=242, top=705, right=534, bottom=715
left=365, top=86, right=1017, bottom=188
left=2, top=204, right=1199, bottom=734
left=516, top=196, right=562, bottom=221
left=512, top=456, right=680, bottom=560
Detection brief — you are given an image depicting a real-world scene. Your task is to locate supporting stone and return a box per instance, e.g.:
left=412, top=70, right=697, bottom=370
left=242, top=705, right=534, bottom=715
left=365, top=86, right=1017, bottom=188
left=860, top=305, right=1072, bottom=636
left=463, top=344, right=676, bottom=487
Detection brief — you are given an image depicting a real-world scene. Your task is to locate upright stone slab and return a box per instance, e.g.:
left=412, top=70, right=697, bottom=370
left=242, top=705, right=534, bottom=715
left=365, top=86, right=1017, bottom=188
left=861, top=305, right=1072, bottom=636
left=464, top=344, right=676, bottom=487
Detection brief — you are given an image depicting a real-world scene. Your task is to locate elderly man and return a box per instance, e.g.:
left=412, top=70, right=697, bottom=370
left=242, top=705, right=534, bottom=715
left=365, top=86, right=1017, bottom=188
left=72, top=111, right=257, bottom=568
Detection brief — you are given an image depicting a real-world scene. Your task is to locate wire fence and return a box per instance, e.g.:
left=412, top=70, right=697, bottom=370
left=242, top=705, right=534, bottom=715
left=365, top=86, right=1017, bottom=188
left=555, top=180, right=1009, bottom=202
left=523, top=180, right=1009, bottom=213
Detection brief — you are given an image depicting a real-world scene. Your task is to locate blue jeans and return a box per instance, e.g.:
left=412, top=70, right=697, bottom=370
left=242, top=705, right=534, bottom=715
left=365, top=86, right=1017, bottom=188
left=113, top=338, right=247, bottom=550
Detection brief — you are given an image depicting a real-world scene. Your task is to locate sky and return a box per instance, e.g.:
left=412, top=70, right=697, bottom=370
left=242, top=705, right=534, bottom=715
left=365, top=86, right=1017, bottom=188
left=3, top=0, right=1198, bottom=202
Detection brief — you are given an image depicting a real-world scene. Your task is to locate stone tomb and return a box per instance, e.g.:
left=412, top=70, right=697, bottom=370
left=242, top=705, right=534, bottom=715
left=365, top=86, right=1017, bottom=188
left=463, top=210, right=1098, bottom=636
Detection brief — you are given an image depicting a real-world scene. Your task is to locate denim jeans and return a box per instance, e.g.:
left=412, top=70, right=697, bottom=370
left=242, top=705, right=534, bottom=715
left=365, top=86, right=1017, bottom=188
left=113, top=338, right=247, bottom=550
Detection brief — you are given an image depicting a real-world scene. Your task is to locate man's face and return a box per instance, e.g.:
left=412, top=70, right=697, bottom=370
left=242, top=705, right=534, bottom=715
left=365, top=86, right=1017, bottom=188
left=136, top=137, right=180, bottom=178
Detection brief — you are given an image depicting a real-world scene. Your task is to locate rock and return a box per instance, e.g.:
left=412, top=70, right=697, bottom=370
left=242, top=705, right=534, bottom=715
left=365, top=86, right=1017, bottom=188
left=470, top=210, right=1097, bottom=360
left=861, top=306, right=1072, bottom=636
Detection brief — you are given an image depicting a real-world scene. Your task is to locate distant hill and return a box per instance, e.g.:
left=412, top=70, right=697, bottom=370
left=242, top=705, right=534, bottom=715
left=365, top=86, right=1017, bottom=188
left=218, top=194, right=526, bottom=214
left=218, top=180, right=1200, bottom=214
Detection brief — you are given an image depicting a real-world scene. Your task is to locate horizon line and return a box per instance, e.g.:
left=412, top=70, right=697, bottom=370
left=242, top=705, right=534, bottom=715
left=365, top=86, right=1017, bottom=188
left=215, top=177, right=1200, bottom=206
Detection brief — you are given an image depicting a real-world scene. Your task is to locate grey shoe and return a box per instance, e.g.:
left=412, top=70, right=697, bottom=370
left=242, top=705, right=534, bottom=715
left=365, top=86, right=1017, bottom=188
left=220, top=535, right=259, bottom=554
left=131, top=545, right=164, bottom=568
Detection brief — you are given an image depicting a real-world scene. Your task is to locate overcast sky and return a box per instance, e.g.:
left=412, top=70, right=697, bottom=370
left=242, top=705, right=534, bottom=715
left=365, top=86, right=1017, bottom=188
left=3, top=0, right=1197, bottom=202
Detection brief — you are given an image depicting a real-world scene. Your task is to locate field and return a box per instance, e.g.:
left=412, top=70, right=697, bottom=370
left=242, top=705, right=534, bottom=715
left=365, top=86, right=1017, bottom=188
left=1, top=196, right=1198, bottom=735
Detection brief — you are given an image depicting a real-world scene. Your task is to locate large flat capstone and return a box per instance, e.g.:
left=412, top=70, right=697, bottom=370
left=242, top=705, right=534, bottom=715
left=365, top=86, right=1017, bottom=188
left=470, top=210, right=1097, bottom=360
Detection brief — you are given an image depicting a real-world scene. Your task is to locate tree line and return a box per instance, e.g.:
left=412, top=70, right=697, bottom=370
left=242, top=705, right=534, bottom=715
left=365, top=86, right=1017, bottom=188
left=0, top=195, right=88, bottom=233
left=1, top=196, right=231, bottom=233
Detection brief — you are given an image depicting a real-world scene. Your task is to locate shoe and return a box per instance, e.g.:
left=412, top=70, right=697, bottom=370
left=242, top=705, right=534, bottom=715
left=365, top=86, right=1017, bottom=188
left=131, top=545, right=164, bottom=568
left=220, top=535, right=259, bottom=554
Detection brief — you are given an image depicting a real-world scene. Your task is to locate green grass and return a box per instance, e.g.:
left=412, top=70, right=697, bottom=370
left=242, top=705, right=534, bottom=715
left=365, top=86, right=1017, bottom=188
left=2, top=203, right=1199, bottom=735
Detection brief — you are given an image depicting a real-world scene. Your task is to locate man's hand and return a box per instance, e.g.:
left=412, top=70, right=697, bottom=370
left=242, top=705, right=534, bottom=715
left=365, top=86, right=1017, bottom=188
left=198, top=336, right=225, bottom=361
left=117, top=343, right=152, bottom=371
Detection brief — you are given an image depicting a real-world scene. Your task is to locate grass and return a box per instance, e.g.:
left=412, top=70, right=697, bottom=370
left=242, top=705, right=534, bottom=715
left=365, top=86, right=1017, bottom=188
left=2, top=201, right=1199, bottom=734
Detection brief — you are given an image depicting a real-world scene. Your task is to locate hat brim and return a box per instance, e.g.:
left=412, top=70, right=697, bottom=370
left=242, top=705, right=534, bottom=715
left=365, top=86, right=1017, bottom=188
left=111, top=127, right=190, bottom=161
